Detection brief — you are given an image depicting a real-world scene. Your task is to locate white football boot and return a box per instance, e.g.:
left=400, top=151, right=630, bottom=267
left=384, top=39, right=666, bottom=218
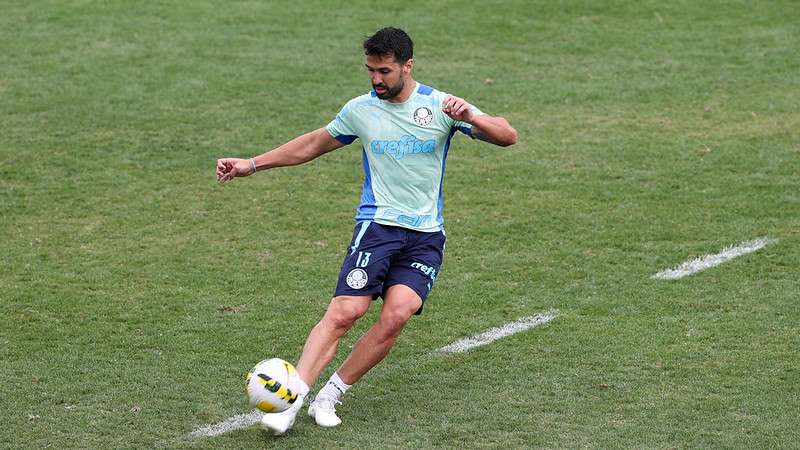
left=260, top=396, right=304, bottom=436
left=307, top=396, right=342, bottom=427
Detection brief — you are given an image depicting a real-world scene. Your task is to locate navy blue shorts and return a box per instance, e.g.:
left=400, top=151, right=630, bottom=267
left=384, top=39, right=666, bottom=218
left=334, top=221, right=446, bottom=315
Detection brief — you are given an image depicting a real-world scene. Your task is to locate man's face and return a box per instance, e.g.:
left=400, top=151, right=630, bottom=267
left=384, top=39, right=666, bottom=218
left=365, top=54, right=413, bottom=100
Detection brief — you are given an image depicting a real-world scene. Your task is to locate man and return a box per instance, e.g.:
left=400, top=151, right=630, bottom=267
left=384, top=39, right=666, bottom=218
left=216, top=27, right=516, bottom=435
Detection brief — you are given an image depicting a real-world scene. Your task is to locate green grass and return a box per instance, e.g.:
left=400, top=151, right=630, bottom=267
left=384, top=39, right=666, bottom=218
left=1, top=0, right=799, bottom=448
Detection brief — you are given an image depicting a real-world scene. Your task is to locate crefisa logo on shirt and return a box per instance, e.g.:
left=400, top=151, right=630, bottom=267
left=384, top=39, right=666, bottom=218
left=413, top=107, right=433, bottom=126
left=370, top=135, right=435, bottom=160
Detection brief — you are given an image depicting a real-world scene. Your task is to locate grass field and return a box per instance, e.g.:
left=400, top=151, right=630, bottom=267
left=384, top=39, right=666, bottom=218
left=2, top=0, right=799, bottom=448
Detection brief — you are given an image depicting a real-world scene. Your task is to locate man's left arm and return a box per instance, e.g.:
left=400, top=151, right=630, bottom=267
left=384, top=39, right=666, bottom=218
left=442, top=95, right=517, bottom=147
left=468, top=114, right=518, bottom=147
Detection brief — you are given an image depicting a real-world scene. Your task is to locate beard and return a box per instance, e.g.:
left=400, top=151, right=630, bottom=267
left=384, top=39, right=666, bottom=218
left=374, top=78, right=405, bottom=100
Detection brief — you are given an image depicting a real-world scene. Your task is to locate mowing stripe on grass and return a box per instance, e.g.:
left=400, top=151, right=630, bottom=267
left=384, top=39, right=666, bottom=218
left=190, top=310, right=557, bottom=438
left=436, top=311, right=557, bottom=354
left=652, top=237, right=777, bottom=280
left=190, top=410, right=263, bottom=438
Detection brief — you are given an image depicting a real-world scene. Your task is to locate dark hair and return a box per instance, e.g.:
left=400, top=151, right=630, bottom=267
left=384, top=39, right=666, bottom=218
left=363, top=27, right=414, bottom=63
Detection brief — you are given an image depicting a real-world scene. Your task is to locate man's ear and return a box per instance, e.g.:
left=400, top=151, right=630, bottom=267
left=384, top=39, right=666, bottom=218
left=404, top=58, right=414, bottom=74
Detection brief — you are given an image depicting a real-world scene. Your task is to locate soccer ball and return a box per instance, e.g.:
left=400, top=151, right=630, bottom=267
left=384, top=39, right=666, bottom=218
left=246, top=358, right=301, bottom=413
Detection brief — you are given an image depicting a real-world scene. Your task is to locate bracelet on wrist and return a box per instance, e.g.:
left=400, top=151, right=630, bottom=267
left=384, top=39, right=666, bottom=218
left=249, top=158, right=257, bottom=174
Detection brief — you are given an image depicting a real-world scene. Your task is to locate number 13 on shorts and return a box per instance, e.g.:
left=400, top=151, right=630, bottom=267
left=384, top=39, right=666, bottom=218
left=356, top=251, right=372, bottom=267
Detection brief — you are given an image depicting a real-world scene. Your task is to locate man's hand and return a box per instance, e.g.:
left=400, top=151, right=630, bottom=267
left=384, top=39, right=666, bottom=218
left=442, top=95, right=475, bottom=123
left=216, top=158, right=254, bottom=183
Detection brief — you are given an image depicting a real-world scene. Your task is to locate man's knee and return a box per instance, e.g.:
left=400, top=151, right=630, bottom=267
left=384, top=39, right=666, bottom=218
left=379, top=284, right=422, bottom=337
left=377, top=310, right=411, bottom=339
left=323, top=296, right=370, bottom=331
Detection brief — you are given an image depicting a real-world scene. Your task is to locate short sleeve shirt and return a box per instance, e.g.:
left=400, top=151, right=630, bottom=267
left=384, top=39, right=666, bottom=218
left=325, top=82, right=484, bottom=232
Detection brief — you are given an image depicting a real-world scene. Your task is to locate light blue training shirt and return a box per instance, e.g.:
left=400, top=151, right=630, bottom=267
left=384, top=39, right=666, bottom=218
left=325, top=82, right=484, bottom=233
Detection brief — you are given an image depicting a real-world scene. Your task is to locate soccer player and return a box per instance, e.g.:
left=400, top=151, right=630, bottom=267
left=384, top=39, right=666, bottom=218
left=216, top=27, right=516, bottom=434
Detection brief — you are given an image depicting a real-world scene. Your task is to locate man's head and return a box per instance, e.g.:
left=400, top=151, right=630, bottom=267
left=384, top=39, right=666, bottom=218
left=363, top=27, right=414, bottom=100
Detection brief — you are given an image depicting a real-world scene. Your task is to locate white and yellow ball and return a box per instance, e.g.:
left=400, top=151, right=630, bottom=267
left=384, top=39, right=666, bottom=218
left=245, top=358, right=300, bottom=413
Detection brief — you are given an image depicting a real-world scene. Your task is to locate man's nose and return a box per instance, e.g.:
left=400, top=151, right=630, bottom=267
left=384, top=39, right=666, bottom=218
left=371, top=73, right=382, bottom=85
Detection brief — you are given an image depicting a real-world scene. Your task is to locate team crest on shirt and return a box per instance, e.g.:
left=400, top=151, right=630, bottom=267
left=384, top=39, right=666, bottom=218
left=346, top=268, right=368, bottom=289
left=413, top=107, right=433, bottom=126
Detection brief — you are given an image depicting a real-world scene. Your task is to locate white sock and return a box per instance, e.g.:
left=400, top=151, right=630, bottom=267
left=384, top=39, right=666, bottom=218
left=315, top=372, right=351, bottom=402
left=295, top=377, right=310, bottom=397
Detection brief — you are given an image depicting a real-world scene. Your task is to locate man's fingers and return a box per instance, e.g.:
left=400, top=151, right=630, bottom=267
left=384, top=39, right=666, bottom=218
left=443, top=96, right=470, bottom=119
left=216, top=162, right=236, bottom=183
left=216, top=159, right=232, bottom=178
left=442, top=96, right=454, bottom=112
left=218, top=159, right=233, bottom=174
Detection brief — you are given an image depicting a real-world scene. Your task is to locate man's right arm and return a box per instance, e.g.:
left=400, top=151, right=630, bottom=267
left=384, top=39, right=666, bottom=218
left=216, top=127, right=345, bottom=183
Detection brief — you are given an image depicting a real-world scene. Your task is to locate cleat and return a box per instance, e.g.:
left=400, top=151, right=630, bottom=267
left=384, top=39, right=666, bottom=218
left=308, top=396, right=342, bottom=428
left=260, top=397, right=304, bottom=436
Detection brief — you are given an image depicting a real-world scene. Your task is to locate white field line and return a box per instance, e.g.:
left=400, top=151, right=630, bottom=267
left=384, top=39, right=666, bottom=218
left=652, top=237, right=777, bottom=280
left=190, top=410, right=263, bottom=438
left=436, top=311, right=558, bottom=354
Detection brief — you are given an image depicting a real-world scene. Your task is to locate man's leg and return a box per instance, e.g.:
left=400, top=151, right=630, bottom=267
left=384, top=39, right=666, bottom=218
left=308, top=284, right=421, bottom=427
left=295, top=295, right=372, bottom=385
left=338, top=285, right=421, bottom=384
left=261, top=295, right=370, bottom=435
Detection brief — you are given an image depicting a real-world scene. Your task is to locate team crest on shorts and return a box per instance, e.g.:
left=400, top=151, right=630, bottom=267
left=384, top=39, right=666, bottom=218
left=346, top=268, right=368, bottom=289
left=413, top=107, right=433, bottom=126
